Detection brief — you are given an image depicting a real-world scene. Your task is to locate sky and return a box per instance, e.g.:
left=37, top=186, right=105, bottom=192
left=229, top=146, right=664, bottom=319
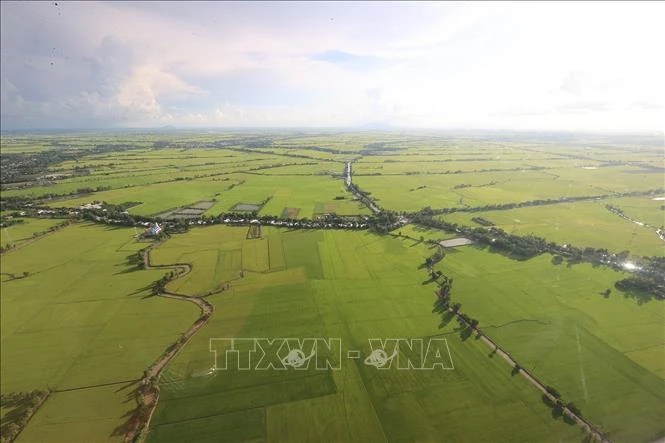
left=1, top=1, right=663, bottom=131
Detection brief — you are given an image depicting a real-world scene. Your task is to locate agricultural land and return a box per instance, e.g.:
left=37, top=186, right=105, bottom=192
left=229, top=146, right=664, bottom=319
left=1, top=130, right=663, bottom=443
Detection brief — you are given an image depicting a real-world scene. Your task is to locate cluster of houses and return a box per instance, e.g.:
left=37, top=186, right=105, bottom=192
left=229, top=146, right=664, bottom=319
left=18, top=200, right=383, bottom=235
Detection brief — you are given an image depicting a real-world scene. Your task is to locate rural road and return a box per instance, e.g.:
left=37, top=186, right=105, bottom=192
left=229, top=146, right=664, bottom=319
left=124, top=243, right=214, bottom=443
left=451, top=309, right=610, bottom=442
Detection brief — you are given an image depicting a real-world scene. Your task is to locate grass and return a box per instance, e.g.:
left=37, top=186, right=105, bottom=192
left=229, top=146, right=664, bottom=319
left=0, top=218, right=66, bottom=248
left=146, top=227, right=585, bottom=442
left=607, top=195, right=665, bottom=228
left=47, top=173, right=369, bottom=218
left=432, top=246, right=665, bottom=442
left=442, top=200, right=664, bottom=257
left=2, top=132, right=664, bottom=442
left=0, top=224, right=199, bottom=438
left=15, top=383, right=138, bottom=443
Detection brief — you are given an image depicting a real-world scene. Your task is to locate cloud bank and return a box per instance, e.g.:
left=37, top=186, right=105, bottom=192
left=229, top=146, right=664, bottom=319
left=1, top=1, right=663, bottom=131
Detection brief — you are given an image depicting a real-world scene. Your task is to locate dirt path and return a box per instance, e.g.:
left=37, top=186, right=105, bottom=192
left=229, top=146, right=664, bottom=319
left=451, top=310, right=610, bottom=442
left=124, top=241, right=214, bottom=443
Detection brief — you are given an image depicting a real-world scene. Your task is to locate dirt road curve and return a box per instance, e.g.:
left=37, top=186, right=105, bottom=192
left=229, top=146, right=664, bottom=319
left=124, top=242, right=214, bottom=443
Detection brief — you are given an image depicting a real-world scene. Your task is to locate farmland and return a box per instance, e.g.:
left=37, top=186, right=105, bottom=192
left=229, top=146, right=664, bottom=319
left=431, top=247, right=665, bottom=442
left=147, top=227, right=583, bottom=442
left=0, top=130, right=663, bottom=443
left=442, top=200, right=663, bottom=257
left=0, top=223, right=199, bottom=440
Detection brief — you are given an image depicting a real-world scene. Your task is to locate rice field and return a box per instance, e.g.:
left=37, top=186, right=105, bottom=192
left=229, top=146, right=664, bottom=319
left=1, top=131, right=663, bottom=442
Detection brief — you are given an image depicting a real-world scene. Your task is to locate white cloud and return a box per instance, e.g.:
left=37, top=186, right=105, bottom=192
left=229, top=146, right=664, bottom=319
left=1, top=1, right=664, bottom=131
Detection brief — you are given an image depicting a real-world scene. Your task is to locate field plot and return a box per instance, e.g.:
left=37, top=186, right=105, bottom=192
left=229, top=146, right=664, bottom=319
left=546, top=165, right=664, bottom=195
left=46, top=179, right=237, bottom=216
left=280, top=207, right=300, bottom=218
left=154, top=201, right=216, bottom=220
left=147, top=227, right=583, bottom=442
left=607, top=195, right=665, bottom=228
left=48, top=173, right=368, bottom=218
left=15, top=384, right=137, bottom=443
left=442, top=201, right=664, bottom=257
left=352, top=169, right=587, bottom=211
left=2, top=131, right=664, bottom=442
left=0, top=218, right=66, bottom=248
left=432, top=247, right=665, bottom=442
left=231, top=202, right=262, bottom=212
left=0, top=224, right=198, bottom=439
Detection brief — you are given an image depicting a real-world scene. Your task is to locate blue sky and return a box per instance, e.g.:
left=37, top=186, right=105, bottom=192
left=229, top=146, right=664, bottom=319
left=1, top=1, right=663, bottom=131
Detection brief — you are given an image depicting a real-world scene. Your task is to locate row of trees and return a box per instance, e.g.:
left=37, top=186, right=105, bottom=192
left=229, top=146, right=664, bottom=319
left=417, top=188, right=664, bottom=216
left=425, top=253, right=597, bottom=435
left=541, top=386, right=584, bottom=426
left=346, top=181, right=382, bottom=214
left=471, top=216, right=494, bottom=226
left=0, top=220, right=70, bottom=254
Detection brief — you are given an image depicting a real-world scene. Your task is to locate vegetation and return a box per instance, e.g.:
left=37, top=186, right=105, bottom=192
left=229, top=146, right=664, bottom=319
left=0, top=131, right=663, bottom=442
left=0, top=390, right=48, bottom=443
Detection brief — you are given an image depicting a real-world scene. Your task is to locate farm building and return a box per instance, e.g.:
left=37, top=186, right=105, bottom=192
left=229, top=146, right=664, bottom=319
left=145, top=223, right=163, bottom=236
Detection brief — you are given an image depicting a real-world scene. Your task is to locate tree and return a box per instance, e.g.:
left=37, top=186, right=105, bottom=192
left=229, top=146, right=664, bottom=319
left=566, top=402, right=582, bottom=417
left=545, top=385, right=561, bottom=399
left=22, top=271, right=29, bottom=278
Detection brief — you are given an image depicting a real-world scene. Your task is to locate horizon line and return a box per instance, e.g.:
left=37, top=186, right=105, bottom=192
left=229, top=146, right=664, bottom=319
left=1, top=126, right=663, bottom=137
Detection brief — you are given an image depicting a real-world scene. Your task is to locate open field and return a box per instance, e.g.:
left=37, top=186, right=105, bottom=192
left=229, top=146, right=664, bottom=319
left=0, top=218, right=66, bottom=248
left=147, top=227, right=585, bottom=442
left=442, top=200, right=664, bottom=257
left=0, top=224, right=198, bottom=439
left=432, top=246, right=665, bottom=442
left=44, top=173, right=368, bottom=218
left=607, top=195, right=665, bottom=228
left=1, top=131, right=663, bottom=442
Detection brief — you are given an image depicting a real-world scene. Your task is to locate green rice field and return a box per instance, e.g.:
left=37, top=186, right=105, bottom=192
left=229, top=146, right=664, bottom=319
left=1, top=131, right=663, bottom=442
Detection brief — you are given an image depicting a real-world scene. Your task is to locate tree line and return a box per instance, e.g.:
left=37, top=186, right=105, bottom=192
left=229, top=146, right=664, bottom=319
left=416, top=188, right=664, bottom=216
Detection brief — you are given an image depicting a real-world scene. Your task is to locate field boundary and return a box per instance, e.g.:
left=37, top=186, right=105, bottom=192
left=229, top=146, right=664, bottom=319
left=427, top=262, right=611, bottom=442
left=0, top=218, right=74, bottom=256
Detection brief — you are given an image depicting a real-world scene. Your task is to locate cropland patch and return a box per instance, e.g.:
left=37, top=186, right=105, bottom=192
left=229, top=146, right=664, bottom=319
left=0, top=223, right=198, bottom=438
left=246, top=223, right=262, bottom=240
left=313, top=202, right=338, bottom=215
left=154, top=200, right=216, bottom=220
left=280, top=207, right=300, bottom=218
left=147, top=228, right=585, bottom=442
left=231, top=202, right=262, bottom=212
